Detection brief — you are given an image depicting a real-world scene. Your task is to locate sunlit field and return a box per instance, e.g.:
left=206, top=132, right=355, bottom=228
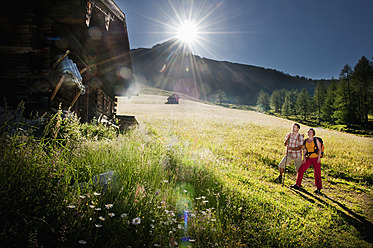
left=1, top=86, right=372, bottom=247
left=117, top=87, right=373, bottom=247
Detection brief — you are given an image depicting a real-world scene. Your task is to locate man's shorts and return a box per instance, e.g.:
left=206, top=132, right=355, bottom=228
left=278, top=153, right=302, bottom=173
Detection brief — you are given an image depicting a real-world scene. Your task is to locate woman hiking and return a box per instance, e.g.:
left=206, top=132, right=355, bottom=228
left=291, top=128, right=323, bottom=194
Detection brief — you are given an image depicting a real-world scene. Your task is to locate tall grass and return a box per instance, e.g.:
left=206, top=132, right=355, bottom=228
left=1, top=97, right=372, bottom=247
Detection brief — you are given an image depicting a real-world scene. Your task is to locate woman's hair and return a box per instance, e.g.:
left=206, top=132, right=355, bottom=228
left=309, top=128, right=316, bottom=136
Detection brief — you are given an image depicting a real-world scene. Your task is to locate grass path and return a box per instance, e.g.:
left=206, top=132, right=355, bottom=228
left=118, top=90, right=373, bottom=245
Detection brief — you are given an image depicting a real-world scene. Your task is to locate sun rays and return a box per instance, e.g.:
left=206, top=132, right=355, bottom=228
left=130, top=0, right=243, bottom=101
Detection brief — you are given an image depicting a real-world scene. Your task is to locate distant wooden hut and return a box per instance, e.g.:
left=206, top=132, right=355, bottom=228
left=166, top=94, right=180, bottom=104
left=0, top=0, right=134, bottom=123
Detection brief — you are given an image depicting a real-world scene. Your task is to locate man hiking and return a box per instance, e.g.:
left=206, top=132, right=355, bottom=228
left=277, top=123, right=304, bottom=183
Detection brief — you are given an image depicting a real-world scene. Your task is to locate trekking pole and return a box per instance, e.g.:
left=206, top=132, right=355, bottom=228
left=282, top=148, right=288, bottom=187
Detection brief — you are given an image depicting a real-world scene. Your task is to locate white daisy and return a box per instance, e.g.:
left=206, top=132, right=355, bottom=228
left=105, top=204, right=113, bottom=209
left=132, top=217, right=141, bottom=225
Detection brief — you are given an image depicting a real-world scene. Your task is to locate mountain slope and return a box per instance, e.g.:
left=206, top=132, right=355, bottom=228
left=130, top=39, right=319, bottom=105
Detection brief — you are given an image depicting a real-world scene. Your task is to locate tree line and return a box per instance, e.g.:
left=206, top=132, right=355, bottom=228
left=257, top=56, right=373, bottom=127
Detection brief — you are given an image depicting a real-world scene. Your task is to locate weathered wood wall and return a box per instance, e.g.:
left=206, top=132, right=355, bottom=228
left=0, top=0, right=133, bottom=122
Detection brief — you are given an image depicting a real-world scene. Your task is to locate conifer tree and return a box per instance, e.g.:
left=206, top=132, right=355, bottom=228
left=313, top=81, right=327, bottom=124
left=257, top=90, right=270, bottom=112
left=296, top=88, right=311, bottom=120
left=351, top=56, right=373, bottom=125
left=216, top=89, right=228, bottom=105
left=321, top=80, right=338, bottom=124
left=289, top=90, right=298, bottom=115
left=281, top=92, right=292, bottom=116
left=270, top=89, right=284, bottom=113
left=333, top=65, right=355, bottom=126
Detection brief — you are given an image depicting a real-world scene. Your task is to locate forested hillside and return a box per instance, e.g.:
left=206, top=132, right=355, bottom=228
left=257, top=56, right=373, bottom=132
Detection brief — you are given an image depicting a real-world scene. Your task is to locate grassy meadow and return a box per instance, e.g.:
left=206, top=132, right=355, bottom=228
left=1, top=86, right=372, bottom=247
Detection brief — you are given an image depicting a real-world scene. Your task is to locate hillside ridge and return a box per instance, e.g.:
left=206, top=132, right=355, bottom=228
left=130, top=39, right=323, bottom=105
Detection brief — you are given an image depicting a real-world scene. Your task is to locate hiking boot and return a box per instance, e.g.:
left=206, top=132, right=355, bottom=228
left=277, top=175, right=282, bottom=183
left=314, top=188, right=321, bottom=194
left=290, top=184, right=301, bottom=190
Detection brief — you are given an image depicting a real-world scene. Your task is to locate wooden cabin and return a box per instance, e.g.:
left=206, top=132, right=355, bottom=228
left=0, top=0, right=134, bottom=123
left=166, top=94, right=180, bottom=104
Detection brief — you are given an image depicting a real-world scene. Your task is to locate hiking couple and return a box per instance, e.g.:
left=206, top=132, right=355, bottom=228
left=277, top=123, right=323, bottom=194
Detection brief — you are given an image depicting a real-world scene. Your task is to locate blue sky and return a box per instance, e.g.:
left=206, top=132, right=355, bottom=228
left=116, top=0, right=373, bottom=80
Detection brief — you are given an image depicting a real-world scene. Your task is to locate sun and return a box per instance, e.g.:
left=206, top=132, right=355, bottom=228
left=176, top=20, right=198, bottom=44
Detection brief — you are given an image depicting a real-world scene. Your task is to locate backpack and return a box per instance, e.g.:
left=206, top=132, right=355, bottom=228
left=304, top=137, right=324, bottom=158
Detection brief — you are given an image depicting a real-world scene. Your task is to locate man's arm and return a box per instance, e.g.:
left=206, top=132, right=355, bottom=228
left=288, top=145, right=303, bottom=151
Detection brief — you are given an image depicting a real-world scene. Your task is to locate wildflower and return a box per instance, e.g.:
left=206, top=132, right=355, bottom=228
left=155, top=190, right=159, bottom=196
left=154, top=244, right=160, bottom=247
left=183, top=190, right=188, bottom=193
left=150, top=224, right=155, bottom=229
left=121, top=213, right=127, bottom=218
left=178, top=224, right=182, bottom=229
left=132, top=217, right=141, bottom=225
left=93, top=192, right=101, bottom=196
left=95, top=208, right=102, bottom=211
left=162, top=180, right=169, bottom=183
left=196, top=197, right=201, bottom=200
left=89, top=205, right=95, bottom=208
left=169, top=231, right=172, bottom=235
left=105, top=204, right=113, bottom=209
left=67, top=205, right=76, bottom=209
left=202, top=200, right=209, bottom=204
left=99, top=216, right=105, bottom=221
left=79, top=195, right=86, bottom=199
left=190, top=214, right=196, bottom=217
left=108, top=213, right=115, bottom=217
left=78, top=240, right=87, bottom=244
left=201, top=196, right=206, bottom=199
left=95, top=224, right=102, bottom=228
left=211, top=219, right=216, bottom=222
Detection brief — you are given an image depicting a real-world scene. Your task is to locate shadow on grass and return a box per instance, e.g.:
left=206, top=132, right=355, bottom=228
left=290, top=188, right=373, bottom=244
